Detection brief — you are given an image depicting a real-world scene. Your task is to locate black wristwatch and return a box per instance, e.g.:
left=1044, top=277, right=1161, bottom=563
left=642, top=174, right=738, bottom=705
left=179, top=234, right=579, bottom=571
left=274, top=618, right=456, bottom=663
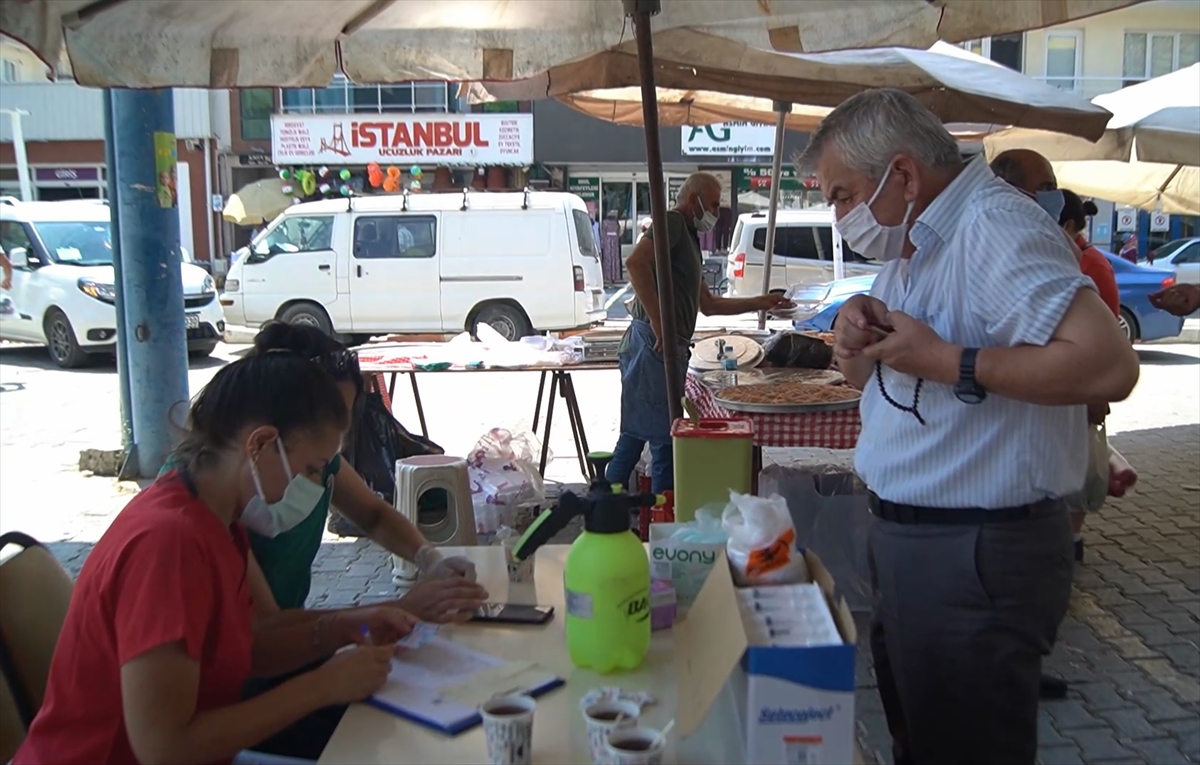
left=954, top=347, right=986, bottom=405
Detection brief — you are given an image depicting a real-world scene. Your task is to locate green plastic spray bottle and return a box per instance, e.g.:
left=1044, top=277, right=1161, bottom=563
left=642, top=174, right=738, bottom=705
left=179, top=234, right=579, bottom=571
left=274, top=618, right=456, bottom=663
left=513, top=452, right=659, bottom=673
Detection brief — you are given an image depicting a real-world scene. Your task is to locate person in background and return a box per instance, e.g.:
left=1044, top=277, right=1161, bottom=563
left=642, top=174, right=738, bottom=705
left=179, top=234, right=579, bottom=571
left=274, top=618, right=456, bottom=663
left=1119, top=233, right=1140, bottom=263
left=1, top=244, right=11, bottom=290
left=1151, top=282, right=1200, bottom=316
left=606, top=172, right=790, bottom=493
left=601, top=210, right=623, bottom=283
left=1060, top=190, right=1119, bottom=317
left=235, top=323, right=488, bottom=759
left=803, top=90, right=1138, bottom=765
left=592, top=214, right=602, bottom=253
left=13, top=353, right=414, bottom=765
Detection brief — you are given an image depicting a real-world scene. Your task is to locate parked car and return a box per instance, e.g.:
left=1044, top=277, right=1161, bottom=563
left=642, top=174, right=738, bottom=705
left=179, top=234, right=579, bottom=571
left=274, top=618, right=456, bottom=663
left=220, top=191, right=606, bottom=342
left=1141, top=237, right=1199, bottom=285
left=792, top=249, right=1184, bottom=343
left=0, top=198, right=224, bottom=368
left=725, top=209, right=881, bottom=296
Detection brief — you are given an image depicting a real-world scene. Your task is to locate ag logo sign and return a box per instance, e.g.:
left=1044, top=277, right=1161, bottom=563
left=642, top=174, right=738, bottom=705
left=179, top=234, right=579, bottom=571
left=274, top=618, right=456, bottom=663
left=681, top=122, right=775, bottom=157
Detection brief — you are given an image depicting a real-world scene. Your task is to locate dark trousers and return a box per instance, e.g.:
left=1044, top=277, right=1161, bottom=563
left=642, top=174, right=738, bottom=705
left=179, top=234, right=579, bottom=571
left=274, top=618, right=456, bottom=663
left=868, top=504, right=1073, bottom=765
left=244, top=661, right=347, bottom=760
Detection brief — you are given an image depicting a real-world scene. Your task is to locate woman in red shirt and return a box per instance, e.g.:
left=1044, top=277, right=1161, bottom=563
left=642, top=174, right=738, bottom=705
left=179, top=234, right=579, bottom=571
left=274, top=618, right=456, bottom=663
left=15, top=352, right=415, bottom=765
left=1059, top=189, right=1120, bottom=318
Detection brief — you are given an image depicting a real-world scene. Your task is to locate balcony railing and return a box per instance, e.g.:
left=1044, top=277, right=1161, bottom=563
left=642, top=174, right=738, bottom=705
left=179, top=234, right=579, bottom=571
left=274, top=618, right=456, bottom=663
left=279, top=80, right=467, bottom=115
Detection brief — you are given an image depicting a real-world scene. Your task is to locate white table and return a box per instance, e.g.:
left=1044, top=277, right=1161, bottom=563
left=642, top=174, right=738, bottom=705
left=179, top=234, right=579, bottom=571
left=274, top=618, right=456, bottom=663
left=317, top=545, right=746, bottom=764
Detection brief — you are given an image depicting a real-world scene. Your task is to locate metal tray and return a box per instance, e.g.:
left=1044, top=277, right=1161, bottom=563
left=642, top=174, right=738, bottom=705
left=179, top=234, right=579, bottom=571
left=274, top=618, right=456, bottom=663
left=713, top=391, right=862, bottom=415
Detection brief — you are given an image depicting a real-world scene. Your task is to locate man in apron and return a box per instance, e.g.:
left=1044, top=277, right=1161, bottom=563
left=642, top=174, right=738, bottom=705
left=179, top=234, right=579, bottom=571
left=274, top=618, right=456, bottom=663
left=605, top=172, right=789, bottom=492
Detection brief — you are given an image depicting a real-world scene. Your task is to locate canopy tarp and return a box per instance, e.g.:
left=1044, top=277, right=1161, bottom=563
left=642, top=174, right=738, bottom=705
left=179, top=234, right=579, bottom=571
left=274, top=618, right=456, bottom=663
left=1050, top=162, right=1200, bottom=216
left=466, top=41, right=1112, bottom=141
left=985, top=64, right=1200, bottom=165
left=0, top=0, right=1146, bottom=88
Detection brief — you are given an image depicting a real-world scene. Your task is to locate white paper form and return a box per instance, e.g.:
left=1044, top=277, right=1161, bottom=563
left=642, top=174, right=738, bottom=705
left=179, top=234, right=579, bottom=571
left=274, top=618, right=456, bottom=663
left=368, top=636, right=562, bottom=735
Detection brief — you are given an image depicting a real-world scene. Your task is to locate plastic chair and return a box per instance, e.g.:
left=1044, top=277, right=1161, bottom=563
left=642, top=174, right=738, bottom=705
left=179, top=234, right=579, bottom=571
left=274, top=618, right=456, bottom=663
left=0, top=532, right=75, bottom=727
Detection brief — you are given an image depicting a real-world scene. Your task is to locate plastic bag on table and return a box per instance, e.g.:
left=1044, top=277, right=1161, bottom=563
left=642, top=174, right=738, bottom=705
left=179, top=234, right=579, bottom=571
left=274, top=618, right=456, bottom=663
left=721, top=491, right=809, bottom=586
left=330, top=391, right=446, bottom=537
left=761, top=331, right=833, bottom=370
left=468, top=429, right=550, bottom=541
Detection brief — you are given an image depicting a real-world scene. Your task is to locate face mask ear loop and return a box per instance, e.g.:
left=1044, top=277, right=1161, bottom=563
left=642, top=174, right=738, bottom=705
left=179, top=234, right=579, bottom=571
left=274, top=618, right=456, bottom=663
left=274, top=438, right=295, bottom=482
left=866, top=164, right=895, bottom=209
left=249, top=450, right=267, bottom=501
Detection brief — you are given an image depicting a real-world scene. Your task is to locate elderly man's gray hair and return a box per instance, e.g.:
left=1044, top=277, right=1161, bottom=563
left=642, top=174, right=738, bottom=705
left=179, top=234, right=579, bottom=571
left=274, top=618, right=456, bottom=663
left=796, top=89, right=962, bottom=182
left=676, top=172, right=721, bottom=203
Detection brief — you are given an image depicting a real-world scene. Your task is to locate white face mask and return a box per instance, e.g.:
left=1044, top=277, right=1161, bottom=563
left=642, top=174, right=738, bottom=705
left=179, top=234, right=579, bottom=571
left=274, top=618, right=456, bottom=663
left=241, top=439, right=332, bottom=538
left=693, top=198, right=718, bottom=233
left=834, top=163, right=915, bottom=263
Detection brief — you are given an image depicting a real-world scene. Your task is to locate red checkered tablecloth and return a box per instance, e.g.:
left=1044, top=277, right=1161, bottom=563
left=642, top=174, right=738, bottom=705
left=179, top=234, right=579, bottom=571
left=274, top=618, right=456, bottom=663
left=685, top=373, right=861, bottom=449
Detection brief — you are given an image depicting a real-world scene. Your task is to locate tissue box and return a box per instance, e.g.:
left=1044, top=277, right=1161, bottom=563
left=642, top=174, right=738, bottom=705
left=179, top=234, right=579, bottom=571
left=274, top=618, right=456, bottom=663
left=650, top=580, right=676, bottom=631
left=649, top=523, right=724, bottom=612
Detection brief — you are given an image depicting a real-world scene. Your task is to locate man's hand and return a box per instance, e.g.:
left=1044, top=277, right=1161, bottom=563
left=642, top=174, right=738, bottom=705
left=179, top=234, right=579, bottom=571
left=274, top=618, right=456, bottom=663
left=833, top=295, right=892, bottom=360
left=753, top=293, right=795, bottom=313
left=1149, top=283, right=1200, bottom=317
left=860, top=311, right=960, bottom=385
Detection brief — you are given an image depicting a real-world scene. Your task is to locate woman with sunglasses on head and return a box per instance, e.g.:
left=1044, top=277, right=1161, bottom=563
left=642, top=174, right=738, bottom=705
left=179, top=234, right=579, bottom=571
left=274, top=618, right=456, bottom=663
left=14, top=353, right=415, bottom=765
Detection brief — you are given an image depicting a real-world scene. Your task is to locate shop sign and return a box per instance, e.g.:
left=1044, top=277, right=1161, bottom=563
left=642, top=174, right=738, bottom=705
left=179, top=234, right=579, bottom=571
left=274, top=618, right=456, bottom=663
left=240, top=154, right=275, bottom=167
left=568, top=176, right=600, bottom=201
left=668, top=177, right=684, bottom=205
left=33, top=167, right=100, bottom=183
left=271, top=113, right=533, bottom=166
left=735, top=166, right=810, bottom=192
left=1150, top=211, right=1170, bottom=232
left=1115, top=207, right=1137, bottom=233
left=681, top=122, right=775, bottom=156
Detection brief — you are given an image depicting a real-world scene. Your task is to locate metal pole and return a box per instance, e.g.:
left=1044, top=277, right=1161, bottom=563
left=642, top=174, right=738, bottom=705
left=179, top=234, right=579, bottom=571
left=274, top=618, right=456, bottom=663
left=1, top=110, right=34, bottom=202
left=103, top=90, right=135, bottom=458
left=110, top=88, right=189, bottom=478
left=624, top=0, right=683, bottom=425
left=757, top=101, right=791, bottom=330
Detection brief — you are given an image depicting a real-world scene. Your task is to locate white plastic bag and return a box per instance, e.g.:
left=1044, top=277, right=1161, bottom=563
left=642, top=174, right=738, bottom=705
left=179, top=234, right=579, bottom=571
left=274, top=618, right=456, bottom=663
left=1082, top=423, right=1109, bottom=512
left=467, top=429, right=549, bottom=542
left=721, top=491, right=809, bottom=587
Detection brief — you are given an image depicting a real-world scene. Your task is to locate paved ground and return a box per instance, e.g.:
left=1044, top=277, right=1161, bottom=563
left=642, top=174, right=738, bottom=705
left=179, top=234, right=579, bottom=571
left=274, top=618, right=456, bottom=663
left=0, top=335, right=1196, bottom=764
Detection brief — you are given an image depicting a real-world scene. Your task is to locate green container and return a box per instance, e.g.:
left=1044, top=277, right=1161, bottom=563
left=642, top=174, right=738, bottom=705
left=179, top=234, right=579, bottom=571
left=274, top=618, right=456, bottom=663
left=671, top=418, right=755, bottom=522
left=564, top=528, right=651, bottom=673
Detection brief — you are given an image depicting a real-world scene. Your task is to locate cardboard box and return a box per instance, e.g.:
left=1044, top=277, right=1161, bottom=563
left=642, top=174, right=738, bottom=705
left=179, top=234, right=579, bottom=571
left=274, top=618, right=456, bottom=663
left=648, top=522, right=725, bottom=612
left=675, top=550, right=857, bottom=765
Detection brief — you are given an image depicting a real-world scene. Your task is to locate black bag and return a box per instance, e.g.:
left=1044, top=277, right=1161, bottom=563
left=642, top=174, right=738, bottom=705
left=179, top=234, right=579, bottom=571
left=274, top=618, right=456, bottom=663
left=327, top=390, right=445, bottom=537
left=761, top=331, right=834, bottom=370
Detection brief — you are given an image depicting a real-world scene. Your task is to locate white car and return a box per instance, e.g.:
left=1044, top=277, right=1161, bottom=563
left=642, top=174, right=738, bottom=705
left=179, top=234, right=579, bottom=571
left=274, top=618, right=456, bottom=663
left=0, top=198, right=224, bottom=368
left=1143, top=237, right=1200, bottom=285
left=725, top=209, right=881, bottom=296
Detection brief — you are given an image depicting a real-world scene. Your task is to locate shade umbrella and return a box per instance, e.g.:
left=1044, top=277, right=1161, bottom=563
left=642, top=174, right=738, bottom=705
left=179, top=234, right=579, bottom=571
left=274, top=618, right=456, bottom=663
left=0, top=0, right=1143, bottom=88
left=984, top=64, right=1200, bottom=165
left=469, top=39, right=1112, bottom=324
left=1048, top=162, right=1200, bottom=216
left=221, top=178, right=293, bottom=227
left=0, top=0, right=1147, bottom=430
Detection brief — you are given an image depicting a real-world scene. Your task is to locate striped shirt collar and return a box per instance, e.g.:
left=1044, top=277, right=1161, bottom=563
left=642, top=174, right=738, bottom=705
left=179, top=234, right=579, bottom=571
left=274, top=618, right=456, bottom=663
left=911, top=155, right=994, bottom=250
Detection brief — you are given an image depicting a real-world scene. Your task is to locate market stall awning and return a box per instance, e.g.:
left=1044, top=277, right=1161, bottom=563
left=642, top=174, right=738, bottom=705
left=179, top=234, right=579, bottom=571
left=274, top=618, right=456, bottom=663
left=985, top=64, right=1200, bottom=165
left=465, top=41, right=1112, bottom=141
left=1049, top=162, right=1200, bottom=217
left=0, top=0, right=1147, bottom=88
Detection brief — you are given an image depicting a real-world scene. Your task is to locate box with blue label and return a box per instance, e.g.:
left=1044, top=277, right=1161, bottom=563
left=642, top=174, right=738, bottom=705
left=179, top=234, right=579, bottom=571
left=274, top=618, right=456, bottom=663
left=674, top=549, right=857, bottom=765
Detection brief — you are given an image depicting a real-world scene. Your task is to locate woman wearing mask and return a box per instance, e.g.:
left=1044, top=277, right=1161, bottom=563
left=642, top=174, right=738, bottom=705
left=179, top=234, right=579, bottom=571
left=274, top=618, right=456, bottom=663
left=236, top=324, right=489, bottom=759
left=14, top=353, right=413, bottom=765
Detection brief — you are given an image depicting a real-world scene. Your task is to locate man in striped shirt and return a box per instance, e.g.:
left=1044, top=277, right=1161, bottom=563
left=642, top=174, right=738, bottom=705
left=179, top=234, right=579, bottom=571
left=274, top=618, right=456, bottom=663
left=798, top=89, right=1140, bottom=765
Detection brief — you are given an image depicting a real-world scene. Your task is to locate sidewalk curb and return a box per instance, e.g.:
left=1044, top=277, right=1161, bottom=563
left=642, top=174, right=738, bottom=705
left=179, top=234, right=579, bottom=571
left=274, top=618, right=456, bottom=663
left=223, top=325, right=258, bottom=345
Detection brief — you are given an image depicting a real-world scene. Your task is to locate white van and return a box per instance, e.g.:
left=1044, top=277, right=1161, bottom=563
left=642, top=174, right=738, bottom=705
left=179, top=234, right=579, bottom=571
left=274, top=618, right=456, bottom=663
left=725, top=209, right=881, bottom=296
left=0, top=198, right=224, bottom=368
left=221, top=191, right=607, bottom=341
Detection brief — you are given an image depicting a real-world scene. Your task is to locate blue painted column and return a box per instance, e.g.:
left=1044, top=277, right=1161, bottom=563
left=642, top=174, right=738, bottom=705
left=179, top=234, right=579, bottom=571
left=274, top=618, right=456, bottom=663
left=103, top=90, right=134, bottom=459
left=109, top=88, right=189, bottom=478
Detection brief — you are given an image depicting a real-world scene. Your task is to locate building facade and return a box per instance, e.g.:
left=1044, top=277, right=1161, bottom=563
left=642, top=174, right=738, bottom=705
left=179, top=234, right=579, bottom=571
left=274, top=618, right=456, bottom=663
left=0, top=35, right=228, bottom=264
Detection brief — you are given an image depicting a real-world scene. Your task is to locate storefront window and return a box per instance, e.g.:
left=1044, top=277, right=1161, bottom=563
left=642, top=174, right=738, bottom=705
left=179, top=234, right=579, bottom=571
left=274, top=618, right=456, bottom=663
left=239, top=89, right=274, bottom=141
left=281, top=76, right=452, bottom=114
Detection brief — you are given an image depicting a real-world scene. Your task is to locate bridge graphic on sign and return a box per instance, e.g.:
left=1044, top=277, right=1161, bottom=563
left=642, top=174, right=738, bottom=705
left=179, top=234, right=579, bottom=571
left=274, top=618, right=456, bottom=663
left=320, top=123, right=351, bottom=158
